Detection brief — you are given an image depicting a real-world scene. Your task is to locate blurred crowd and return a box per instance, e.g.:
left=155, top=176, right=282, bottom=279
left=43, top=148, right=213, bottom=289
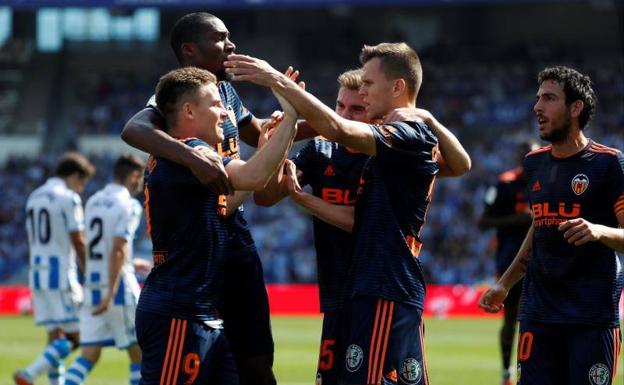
left=1, top=45, right=623, bottom=285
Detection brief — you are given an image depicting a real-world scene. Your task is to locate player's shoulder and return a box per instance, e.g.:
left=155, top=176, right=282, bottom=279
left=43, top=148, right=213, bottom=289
left=85, top=188, right=104, bottom=207
left=524, top=145, right=551, bottom=160
left=218, top=81, right=239, bottom=99
left=587, top=141, right=622, bottom=158
left=386, top=120, right=437, bottom=142
left=497, top=167, right=523, bottom=183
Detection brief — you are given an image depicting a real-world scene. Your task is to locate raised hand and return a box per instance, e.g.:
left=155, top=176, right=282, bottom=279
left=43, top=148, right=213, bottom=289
left=258, top=111, right=283, bottom=148
left=224, top=54, right=283, bottom=87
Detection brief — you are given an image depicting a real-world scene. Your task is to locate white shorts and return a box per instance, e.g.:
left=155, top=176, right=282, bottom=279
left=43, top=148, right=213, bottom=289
left=79, top=302, right=138, bottom=349
left=32, top=289, right=81, bottom=333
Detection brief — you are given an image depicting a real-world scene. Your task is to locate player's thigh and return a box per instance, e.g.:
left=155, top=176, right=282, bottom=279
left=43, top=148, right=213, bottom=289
left=79, top=306, right=114, bottom=347
left=567, top=326, right=621, bottom=385
left=316, top=310, right=349, bottom=385
left=343, top=296, right=427, bottom=385
left=135, top=311, right=238, bottom=385
left=221, top=251, right=274, bottom=359
left=105, top=303, right=138, bottom=349
left=33, top=290, right=80, bottom=333
left=517, top=321, right=564, bottom=385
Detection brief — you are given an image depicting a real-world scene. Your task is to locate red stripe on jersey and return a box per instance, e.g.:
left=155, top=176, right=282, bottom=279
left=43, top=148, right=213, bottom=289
left=498, top=167, right=524, bottom=182
left=589, top=145, right=618, bottom=155
left=525, top=145, right=552, bottom=158
left=144, top=185, right=152, bottom=239
left=406, top=235, right=422, bottom=258
left=592, top=142, right=620, bottom=153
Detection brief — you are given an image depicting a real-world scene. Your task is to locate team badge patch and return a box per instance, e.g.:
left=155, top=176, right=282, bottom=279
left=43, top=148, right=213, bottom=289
left=345, top=344, right=363, bottom=372
left=315, top=372, right=322, bottom=385
left=588, top=363, right=610, bottom=385
left=571, top=174, right=589, bottom=195
left=517, top=363, right=522, bottom=383
left=400, top=358, right=422, bottom=385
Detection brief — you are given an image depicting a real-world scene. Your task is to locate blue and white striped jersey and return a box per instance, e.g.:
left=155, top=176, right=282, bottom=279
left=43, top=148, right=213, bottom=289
left=84, top=183, right=142, bottom=307
left=25, top=177, right=84, bottom=292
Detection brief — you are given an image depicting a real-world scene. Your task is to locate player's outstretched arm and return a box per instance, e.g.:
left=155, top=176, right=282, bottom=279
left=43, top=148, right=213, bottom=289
left=225, top=55, right=377, bottom=155
left=122, top=108, right=233, bottom=195
left=226, top=94, right=298, bottom=191
left=385, top=108, right=471, bottom=177
left=478, top=225, right=533, bottom=313
left=283, top=161, right=355, bottom=232
left=558, top=213, right=624, bottom=253
left=92, top=237, right=127, bottom=316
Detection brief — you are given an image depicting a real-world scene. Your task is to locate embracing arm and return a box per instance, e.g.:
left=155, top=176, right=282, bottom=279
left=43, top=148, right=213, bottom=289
left=384, top=108, right=470, bottom=177
left=122, top=108, right=232, bottom=194
left=292, top=192, right=354, bottom=233
left=427, top=116, right=471, bottom=177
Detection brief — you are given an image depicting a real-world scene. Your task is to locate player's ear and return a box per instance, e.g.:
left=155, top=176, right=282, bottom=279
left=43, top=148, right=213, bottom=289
left=392, top=79, right=406, bottom=98
left=180, top=42, right=196, bottom=60
left=182, top=102, right=194, bottom=120
left=570, top=100, right=584, bottom=119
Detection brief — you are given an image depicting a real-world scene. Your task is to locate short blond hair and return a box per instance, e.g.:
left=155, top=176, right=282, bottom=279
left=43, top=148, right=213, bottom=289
left=155, top=66, right=218, bottom=130
left=337, top=68, right=363, bottom=90
left=360, top=42, right=422, bottom=100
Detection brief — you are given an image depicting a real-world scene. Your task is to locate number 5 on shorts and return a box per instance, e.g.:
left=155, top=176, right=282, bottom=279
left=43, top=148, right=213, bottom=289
left=319, top=339, right=335, bottom=371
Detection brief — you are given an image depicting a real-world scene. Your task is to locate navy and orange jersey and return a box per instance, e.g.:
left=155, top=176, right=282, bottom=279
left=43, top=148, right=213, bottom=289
left=216, top=81, right=257, bottom=257
left=138, top=138, right=231, bottom=321
left=147, top=81, right=256, bottom=257
left=349, top=121, right=439, bottom=310
left=291, top=138, right=368, bottom=312
left=483, top=167, right=530, bottom=273
left=521, top=140, right=624, bottom=327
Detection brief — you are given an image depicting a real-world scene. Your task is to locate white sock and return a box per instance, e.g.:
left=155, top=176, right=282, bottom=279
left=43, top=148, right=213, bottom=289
left=25, top=338, right=71, bottom=379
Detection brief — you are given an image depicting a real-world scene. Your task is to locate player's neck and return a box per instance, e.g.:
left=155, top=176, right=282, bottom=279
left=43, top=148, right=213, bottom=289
left=112, top=179, right=130, bottom=192
left=551, top=131, right=588, bottom=158
left=169, top=126, right=195, bottom=142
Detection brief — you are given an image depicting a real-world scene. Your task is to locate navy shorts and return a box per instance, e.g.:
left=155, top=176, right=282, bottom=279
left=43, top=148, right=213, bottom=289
left=517, top=320, right=621, bottom=385
left=221, top=250, right=274, bottom=360
left=342, top=296, right=429, bottom=385
left=316, top=309, right=349, bottom=385
left=135, top=310, right=238, bottom=385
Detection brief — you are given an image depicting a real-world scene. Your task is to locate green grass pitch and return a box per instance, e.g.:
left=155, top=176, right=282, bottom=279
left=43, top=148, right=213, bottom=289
left=0, top=315, right=621, bottom=384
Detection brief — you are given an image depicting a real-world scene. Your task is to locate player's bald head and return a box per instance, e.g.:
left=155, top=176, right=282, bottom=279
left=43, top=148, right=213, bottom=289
left=170, top=12, right=221, bottom=64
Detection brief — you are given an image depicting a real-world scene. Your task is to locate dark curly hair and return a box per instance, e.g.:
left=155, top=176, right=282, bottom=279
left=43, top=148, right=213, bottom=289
left=537, top=66, right=597, bottom=129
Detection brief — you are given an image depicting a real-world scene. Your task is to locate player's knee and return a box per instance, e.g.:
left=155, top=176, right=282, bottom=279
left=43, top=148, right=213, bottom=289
left=65, top=332, right=80, bottom=350
left=51, top=337, right=72, bottom=359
